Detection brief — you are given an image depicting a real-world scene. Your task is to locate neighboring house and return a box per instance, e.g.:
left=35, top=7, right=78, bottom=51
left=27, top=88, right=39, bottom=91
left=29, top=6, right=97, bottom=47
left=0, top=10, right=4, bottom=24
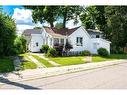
left=23, top=26, right=111, bottom=54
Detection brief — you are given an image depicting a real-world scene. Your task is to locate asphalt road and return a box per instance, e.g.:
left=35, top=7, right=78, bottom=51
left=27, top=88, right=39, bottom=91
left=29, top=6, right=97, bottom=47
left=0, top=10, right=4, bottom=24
left=1, top=61, right=127, bottom=89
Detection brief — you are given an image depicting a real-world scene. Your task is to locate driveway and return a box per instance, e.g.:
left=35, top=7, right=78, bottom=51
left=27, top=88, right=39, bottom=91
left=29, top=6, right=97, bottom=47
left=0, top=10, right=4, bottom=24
left=1, top=60, right=127, bottom=89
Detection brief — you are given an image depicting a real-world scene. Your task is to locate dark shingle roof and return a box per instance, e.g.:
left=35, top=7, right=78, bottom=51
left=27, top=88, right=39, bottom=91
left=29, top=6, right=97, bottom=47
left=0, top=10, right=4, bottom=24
left=23, top=29, right=42, bottom=36
left=86, top=29, right=103, bottom=33
left=44, top=26, right=80, bottom=37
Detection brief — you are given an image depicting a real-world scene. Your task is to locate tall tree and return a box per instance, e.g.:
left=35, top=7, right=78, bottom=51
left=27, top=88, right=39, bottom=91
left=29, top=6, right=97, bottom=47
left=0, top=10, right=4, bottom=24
left=105, top=6, right=127, bottom=53
left=80, top=6, right=98, bottom=29
left=0, top=12, right=16, bottom=56
left=59, top=6, right=83, bottom=28
left=24, top=6, right=83, bottom=28
left=80, top=6, right=108, bottom=38
left=55, top=23, right=63, bottom=29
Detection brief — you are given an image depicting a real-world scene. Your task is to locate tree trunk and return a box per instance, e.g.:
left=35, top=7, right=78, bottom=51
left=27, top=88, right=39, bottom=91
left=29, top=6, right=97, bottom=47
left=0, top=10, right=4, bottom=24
left=50, top=22, right=54, bottom=27
left=63, top=8, right=68, bottom=28
left=63, top=16, right=66, bottom=28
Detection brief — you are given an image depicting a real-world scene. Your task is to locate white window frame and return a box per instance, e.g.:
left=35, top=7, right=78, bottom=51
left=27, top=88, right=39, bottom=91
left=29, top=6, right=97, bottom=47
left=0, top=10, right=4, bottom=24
left=60, top=39, right=64, bottom=45
left=76, top=37, right=83, bottom=46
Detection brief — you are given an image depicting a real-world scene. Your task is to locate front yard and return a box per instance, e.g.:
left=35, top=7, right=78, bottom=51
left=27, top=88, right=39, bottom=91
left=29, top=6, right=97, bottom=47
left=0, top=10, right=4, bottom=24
left=0, top=54, right=127, bottom=73
left=50, top=54, right=127, bottom=66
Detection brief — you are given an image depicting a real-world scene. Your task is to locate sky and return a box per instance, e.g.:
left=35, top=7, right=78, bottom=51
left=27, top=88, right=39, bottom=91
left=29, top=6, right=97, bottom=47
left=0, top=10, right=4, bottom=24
left=2, top=6, right=81, bottom=35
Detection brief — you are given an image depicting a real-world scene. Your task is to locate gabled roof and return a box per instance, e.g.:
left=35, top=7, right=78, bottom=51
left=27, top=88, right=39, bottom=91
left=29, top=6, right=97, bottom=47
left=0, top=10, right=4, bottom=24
left=23, top=29, right=42, bottom=36
left=44, top=26, right=81, bottom=37
left=86, top=29, right=103, bottom=34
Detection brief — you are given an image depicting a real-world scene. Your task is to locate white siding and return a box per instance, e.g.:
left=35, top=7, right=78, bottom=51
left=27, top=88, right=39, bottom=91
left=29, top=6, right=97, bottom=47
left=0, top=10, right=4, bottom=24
left=29, top=34, right=43, bottom=52
left=69, top=27, right=92, bottom=52
left=69, top=27, right=111, bottom=54
left=91, top=38, right=110, bottom=54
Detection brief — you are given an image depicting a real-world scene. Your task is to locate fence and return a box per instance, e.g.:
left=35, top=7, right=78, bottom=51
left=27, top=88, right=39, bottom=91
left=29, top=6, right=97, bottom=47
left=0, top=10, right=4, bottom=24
left=62, top=51, right=83, bottom=56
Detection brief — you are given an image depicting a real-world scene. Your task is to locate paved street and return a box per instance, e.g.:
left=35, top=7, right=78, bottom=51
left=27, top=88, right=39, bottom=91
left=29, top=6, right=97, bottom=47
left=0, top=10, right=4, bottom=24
left=1, top=60, right=127, bottom=89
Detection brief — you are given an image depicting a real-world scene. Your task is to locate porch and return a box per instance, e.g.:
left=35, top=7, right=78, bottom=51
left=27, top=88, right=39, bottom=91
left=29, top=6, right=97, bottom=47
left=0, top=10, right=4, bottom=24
left=49, top=37, right=68, bottom=47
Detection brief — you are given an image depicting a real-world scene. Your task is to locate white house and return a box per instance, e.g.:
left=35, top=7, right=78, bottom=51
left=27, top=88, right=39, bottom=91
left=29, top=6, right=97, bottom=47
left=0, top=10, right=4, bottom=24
left=22, top=26, right=111, bottom=54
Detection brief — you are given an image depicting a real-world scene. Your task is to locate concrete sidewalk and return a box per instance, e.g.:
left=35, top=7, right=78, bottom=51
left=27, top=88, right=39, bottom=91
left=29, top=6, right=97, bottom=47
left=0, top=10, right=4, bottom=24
left=0, top=59, right=126, bottom=84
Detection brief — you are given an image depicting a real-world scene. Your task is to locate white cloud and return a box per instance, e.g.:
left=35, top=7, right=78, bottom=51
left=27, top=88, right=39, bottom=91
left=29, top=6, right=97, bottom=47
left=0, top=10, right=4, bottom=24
left=12, top=8, right=33, bottom=25
left=12, top=8, right=35, bottom=35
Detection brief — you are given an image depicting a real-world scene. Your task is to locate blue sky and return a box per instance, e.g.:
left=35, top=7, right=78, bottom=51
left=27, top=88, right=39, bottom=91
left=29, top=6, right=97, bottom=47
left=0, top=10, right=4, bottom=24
left=2, top=6, right=23, bottom=16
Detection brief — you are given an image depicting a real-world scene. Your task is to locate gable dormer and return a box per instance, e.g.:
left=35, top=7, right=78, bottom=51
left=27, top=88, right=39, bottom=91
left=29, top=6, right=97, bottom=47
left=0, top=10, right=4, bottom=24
left=86, top=29, right=103, bottom=38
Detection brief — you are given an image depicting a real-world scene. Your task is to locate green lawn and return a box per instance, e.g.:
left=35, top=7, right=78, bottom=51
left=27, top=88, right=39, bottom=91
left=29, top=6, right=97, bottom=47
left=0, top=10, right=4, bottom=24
left=19, top=54, right=37, bottom=70
left=0, top=57, right=14, bottom=73
left=31, top=54, right=54, bottom=67
left=50, top=54, right=127, bottom=66
left=50, top=56, right=85, bottom=66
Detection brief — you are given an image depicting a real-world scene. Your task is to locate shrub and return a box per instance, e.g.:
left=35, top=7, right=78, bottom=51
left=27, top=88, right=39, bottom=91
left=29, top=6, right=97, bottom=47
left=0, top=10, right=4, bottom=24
left=54, top=44, right=64, bottom=56
left=47, top=48, right=57, bottom=57
left=13, top=36, right=27, bottom=54
left=117, top=50, right=126, bottom=54
left=41, top=45, right=49, bottom=53
left=97, top=48, right=109, bottom=57
left=81, top=50, right=91, bottom=56
left=65, top=42, right=73, bottom=51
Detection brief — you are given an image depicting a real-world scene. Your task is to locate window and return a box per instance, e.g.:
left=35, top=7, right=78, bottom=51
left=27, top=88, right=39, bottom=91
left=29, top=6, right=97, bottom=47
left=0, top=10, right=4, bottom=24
left=96, top=35, right=100, bottom=38
left=60, top=39, right=64, bottom=45
left=93, top=43, right=99, bottom=49
left=36, top=42, right=38, bottom=47
left=76, top=37, right=83, bottom=46
left=54, top=38, right=59, bottom=45
left=50, top=38, right=52, bottom=46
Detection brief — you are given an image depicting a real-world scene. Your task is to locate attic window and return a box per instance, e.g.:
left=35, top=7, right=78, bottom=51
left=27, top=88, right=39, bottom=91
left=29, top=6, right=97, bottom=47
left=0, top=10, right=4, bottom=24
left=96, top=35, right=100, bottom=38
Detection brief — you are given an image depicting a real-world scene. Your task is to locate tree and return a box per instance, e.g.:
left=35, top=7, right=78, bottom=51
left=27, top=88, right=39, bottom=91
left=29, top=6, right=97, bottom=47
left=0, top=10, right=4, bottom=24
left=24, top=6, right=83, bottom=28
left=80, top=6, right=97, bottom=29
left=80, top=6, right=108, bottom=38
left=13, top=36, right=27, bottom=54
left=24, top=6, right=60, bottom=27
left=55, top=23, right=63, bottom=29
left=59, top=6, right=83, bottom=28
left=0, top=12, right=16, bottom=56
left=105, top=6, right=127, bottom=53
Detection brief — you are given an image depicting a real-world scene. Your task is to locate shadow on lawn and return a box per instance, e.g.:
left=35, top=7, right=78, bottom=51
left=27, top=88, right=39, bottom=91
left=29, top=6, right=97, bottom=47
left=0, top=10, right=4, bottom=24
left=0, top=77, right=40, bottom=89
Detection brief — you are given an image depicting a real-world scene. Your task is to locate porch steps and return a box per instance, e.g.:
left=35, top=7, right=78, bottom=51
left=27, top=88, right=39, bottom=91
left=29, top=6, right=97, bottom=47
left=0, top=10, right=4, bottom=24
left=28, top=55, right=46, bottom=68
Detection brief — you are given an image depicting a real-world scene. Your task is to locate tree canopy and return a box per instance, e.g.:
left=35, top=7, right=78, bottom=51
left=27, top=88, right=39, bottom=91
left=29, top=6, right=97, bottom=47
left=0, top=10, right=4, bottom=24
left=0, top=12, right=16, bottom=56
left=24, top=6, right=83, bottom=28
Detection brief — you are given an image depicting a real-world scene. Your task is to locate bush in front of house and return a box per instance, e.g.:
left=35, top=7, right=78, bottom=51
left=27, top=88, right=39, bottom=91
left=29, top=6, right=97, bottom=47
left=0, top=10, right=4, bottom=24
left=65, top=42, right=73, bottom=51
left=81, top=50, right=91, bottom=56
left=97, top=48, right=109, bottom=57
left=41, top=45, right=49, bottom=53
left=47, top=48, right=57, bottom=57
left=54, top=43, right=64, bottom=56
